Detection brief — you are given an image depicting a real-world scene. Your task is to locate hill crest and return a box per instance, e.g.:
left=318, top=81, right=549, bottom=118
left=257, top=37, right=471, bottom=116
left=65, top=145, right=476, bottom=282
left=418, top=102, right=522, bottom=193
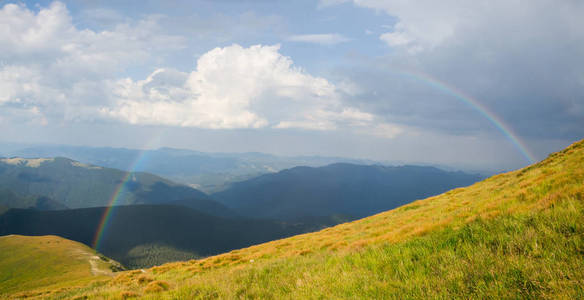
left=0, top=234, right=123, bottom=296
left=0, top=157, right=55, bottom=168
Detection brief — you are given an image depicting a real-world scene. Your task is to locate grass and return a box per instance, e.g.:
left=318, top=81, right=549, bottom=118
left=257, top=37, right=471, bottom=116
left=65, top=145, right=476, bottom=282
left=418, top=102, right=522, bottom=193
left=0, top=235, right=123, bottom=298
left=159, top=199, right=583, bottom=299
left=4, top=139, right=584, bottom=299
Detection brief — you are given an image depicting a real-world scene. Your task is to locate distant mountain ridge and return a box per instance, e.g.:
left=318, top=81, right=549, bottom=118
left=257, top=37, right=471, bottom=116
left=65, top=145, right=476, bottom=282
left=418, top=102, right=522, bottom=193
left=1, top=144, right=379, bottom=192
left=0, top=156, right=233, bottom=217
left=213, top=163, right=483, bottom=219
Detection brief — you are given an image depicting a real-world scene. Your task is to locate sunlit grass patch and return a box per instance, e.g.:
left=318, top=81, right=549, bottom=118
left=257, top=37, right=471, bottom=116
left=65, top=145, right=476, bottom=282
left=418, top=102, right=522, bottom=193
left=0, top=235, right=122, bottom=297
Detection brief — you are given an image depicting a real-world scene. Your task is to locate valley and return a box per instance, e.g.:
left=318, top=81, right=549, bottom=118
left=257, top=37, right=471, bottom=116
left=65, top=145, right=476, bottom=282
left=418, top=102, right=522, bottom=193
left=0, top=139, right=582, bottom=298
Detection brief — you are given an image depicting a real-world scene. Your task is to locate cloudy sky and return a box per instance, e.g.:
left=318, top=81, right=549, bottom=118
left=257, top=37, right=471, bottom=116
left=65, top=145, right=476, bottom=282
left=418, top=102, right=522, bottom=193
left=0, top=0, right=582, bottom=171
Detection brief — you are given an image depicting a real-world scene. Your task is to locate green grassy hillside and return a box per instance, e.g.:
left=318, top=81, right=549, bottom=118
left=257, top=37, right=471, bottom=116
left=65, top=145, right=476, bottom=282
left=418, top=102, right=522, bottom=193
left=0, top=235, right=123, bottom=298
left=5, top=139, right=584, bottom=299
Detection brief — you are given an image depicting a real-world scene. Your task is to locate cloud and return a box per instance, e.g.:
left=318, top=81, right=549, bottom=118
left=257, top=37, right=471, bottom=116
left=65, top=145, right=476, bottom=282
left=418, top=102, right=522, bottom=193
left=287, top=33, right=350, bottom=45
left=321, top=0, right=584, bottom=140
left=379, top=31, right=422, bottom=54
left=103, top=44, right=389, bottom=134
left=364, top=123, right=404, bottom=139
left=379, top=31, right=410, bottom=47
left=0, top=2, right=184, bottom=71
left=324, top=0, right=473, bottom=52
left=0, top=2, right=401, bottom=138
left=0, top=1, right=184, bottom=122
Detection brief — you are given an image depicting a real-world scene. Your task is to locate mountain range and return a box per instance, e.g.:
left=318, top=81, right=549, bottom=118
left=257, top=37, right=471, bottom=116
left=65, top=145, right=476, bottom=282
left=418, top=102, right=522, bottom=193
left=0, top=144, right=381, bottom=193
left=213, top=163, right=482, bottom=219
left=2, top=139, right=581, bottom=298
left=0, top=154, right=482, bottom=269
left=0, top=157, right=232, bottom=217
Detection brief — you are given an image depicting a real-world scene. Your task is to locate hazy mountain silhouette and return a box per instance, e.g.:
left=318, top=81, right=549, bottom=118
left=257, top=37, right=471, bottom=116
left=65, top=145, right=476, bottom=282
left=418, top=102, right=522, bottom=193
left=214, top=163, right=482, bottom=219
left=0, top=157, right=233, bottom=217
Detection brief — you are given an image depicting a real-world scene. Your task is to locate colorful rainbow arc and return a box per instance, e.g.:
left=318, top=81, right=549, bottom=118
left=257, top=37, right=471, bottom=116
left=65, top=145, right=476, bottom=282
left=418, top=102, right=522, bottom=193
left=92, top=71, right=537, bottom=250
left=92, top=169, right=135, bottom=250
left=398, top=69, right=537, bottom=165
left=92, top=132, right=164, bottom=250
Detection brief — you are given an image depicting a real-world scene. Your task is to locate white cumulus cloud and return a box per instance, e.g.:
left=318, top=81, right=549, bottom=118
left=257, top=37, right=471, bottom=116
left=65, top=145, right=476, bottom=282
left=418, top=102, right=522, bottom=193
left=0, top=1, right=184, bottom=122
left=103, top=44, right=388, bottom=133
left=0, top=2, right=404, bottom=139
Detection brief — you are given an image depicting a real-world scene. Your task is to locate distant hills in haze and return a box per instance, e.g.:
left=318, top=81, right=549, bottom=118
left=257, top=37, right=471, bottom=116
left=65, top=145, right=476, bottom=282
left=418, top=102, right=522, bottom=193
left=0, top=155, right=481, bottom=221
left=0, top=157, right=233, bottom=217
left=213, top=163, right=483, bottom=220
left=0, top=144, right=387, bottom=193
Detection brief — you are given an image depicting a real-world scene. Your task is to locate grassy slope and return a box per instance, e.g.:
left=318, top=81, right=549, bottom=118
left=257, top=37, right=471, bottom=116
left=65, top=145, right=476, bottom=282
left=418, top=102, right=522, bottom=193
left=0, top=235, right=123, bottom=298
left=12, top=139, right=584, bottom=299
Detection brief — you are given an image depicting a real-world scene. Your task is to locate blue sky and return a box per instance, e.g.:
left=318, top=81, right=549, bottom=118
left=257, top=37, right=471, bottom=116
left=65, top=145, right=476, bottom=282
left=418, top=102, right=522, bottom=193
left=0, top=0, right=582, bottom=171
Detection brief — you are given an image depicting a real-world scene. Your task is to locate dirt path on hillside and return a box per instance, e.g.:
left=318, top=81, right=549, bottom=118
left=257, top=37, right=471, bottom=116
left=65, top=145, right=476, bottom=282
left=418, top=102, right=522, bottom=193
left=70, top=248, right=115, bottom=276
left=88, top=255, right=112, bottom=276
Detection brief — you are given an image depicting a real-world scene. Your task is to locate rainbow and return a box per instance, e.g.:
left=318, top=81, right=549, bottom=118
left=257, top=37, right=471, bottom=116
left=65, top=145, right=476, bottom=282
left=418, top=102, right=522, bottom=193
left=396, top=69, right=537, bottom=164
left=92, top=157, right=144, bottom=250
left=92, top=132, right=164, bottom=250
